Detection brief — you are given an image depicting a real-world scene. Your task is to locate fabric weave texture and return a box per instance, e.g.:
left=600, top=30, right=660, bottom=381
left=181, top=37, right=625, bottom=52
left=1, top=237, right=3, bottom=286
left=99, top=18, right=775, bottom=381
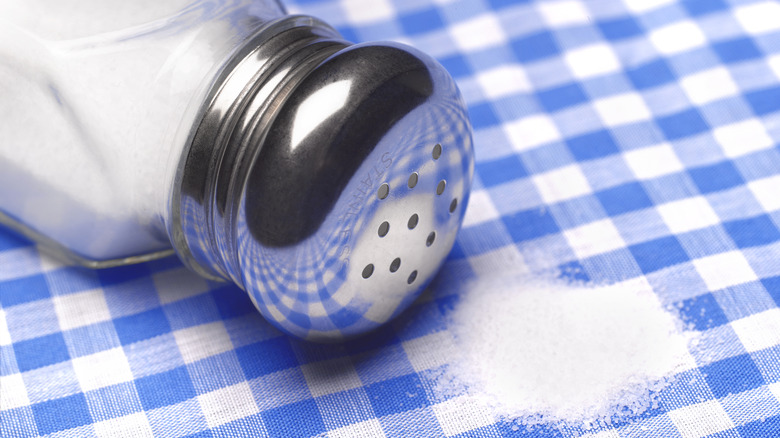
left=3, top=0, right=780, bottom=436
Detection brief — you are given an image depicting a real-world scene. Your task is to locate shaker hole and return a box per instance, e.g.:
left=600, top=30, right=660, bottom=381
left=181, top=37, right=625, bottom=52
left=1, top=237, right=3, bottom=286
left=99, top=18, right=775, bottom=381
left=377, top=183, right=389, bottom=200
left=436, top=180, right=446, bottom=195
left=426, top=232, right=436, bottom=247
left=432, top=144, right=442, bottom=160
left=408, top=214, right=419, bottom=230
left=390, top=258, right=401, bottom=273
left=362, top=264, right=374, bottom=279
left=408, top=270, right=418, bottom=284
left=378, top=221, right=390, bottom=237
left=449, top=198, right=458, bottom=213
left=408, top=172, right=419, bottom=189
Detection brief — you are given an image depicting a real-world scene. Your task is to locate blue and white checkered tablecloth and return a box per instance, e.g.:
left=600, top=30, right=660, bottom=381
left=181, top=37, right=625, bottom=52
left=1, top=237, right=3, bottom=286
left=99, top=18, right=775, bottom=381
left=3, top=0, right=780, bottom=436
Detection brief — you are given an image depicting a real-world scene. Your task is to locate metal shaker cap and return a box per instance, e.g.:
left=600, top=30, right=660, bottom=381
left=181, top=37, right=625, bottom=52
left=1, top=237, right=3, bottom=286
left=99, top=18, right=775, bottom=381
left=173, top=17, right=474, bottom=341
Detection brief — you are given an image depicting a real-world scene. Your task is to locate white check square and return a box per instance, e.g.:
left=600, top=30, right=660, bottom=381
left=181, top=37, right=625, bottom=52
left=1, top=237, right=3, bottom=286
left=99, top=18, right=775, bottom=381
left=329, top=419, right=386, bottom=438
left=624, top=143, right=684, bottom=180
left=173, top=321, right=234, bottom=364
left=593, top=93, right=652, bottom=127
left=714, top=119, right=774, bottom=158
left=533, top=164, right=592, bottom=204
left=345, top=0, right=394, bottom=23
left=476, top=65, right=531, bottom=99
left=564, top=219, right=625, bottom=259
left=463, top=190, right=500, bottom=227
left=769, top=54, right=780, bottom=81
left=0, top=373, right=30, bottom=410
left=433, top=395, right=495, bottom=437
left=451, top=15, right=506, bottom=51
left=650, top=21, right=706, bottom=55
left=770, top=382, right=780, bottom=404
left=94, top=412, right=153, bottom=438
left=680, top=68, right=739, bottom=105
left=624, top=0, right=675, bottom=13
left=565, top=44, right=621, bottom=79
left=505, top=115, right=562, bottom=152
left=198, top=382, right=259, bottom=428
left=53, top=288, right=111, bottom=331
left=538, top=1, right=590, bottom=27
left=72, top=348, right=134, bottom=391
left=668, top=400, right=735, bottom=438
left=0, top=308, right=11, bottom=346
left=735, top=2, right=780, bottom=35
left=693, top=251, right=758, bottom=291
left=748, top=175, right=780, bottom=212
left=731, top=308, right=780, bottom=353
left=657, top=197, right=720, bottom=234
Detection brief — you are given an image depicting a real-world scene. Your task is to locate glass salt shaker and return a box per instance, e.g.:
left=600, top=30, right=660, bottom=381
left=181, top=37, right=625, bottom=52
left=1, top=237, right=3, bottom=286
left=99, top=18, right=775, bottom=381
left=0, top=0, right=474, bottom=341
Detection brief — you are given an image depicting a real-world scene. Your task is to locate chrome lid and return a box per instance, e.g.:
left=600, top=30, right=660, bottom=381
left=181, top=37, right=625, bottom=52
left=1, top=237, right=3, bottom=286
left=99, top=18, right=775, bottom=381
left=172, top=16, right=474, bottom=341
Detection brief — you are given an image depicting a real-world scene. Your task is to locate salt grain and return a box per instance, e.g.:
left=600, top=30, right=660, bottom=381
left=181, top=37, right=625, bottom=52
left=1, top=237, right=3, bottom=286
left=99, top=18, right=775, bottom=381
left=435, top=274, right=694, bottom=427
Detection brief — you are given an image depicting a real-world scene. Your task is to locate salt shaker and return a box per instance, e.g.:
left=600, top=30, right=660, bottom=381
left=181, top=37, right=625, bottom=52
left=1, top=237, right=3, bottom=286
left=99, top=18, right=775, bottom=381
left=0, top=0, right=474, bottom=341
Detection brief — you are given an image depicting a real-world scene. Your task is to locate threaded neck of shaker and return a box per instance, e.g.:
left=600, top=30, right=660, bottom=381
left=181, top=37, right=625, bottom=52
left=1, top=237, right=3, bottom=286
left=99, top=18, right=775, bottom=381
left=170, top=16, right=350, bottom=283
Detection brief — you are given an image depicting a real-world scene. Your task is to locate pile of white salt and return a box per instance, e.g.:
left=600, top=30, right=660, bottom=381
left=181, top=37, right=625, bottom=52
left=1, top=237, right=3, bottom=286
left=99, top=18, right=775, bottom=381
left=434, top=274, right=695, bottom=428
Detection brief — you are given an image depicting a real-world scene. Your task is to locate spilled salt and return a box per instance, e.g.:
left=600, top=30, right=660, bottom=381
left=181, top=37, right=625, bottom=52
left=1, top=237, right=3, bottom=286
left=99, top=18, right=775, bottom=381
left=435, top=274, right=694, bottom=427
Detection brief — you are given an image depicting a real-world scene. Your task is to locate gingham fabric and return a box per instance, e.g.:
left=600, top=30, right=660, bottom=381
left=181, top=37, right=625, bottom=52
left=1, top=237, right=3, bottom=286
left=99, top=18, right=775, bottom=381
left=3, top=0, right=780, bottom=436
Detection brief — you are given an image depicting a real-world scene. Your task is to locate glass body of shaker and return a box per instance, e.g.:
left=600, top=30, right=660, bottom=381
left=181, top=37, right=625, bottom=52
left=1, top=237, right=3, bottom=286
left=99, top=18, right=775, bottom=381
left=0, top=0, right=286, bottom=264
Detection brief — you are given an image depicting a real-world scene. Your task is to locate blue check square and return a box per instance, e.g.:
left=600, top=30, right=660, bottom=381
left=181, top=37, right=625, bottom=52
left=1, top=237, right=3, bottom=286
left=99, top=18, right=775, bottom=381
left=135, top=366, right=196, bottom=410
left=629, top=236, right=689, bottom=274
left=488, top=0, right=524, bottom=9
left=477, top=155, right=528, bottom=187
left=0, top=229, right=30, bottom=251
left=689, top=161, right=744, bottom=194
left=213, top=285, right=256, bottom=319
left=0, top=274, right=50, bottom=308
left=627, top=59, right=676, bottom=90
left=738, top=415, right=780, bottom=437
left=438, top=54, right=472, bottom=78
left=503, top=209, right=560, bottom=243
left=113, top=308, right=172, bottom=345
left=31, top=394, right=92, bottom=435
left=596, top=182, right=654, bottom=216
left=537, top=83, right=588, bottom=112
left=656, top=109, right=710, bottom=140
left=13, top=332, right=70, bottom=372
left=701, top=354, right=765, bottom=398
left=96, top=264, right=151, bottom=287
left=724, top=215, right=780, bottom=249
left=365, top=373, right=427, bottom=418
left=679, top=293, right=729, bottom=330
left=236, top=337, right=299, bottom=379
left=468, top=102, right=501, bottom=129
left=598, top=16, right=643, bottom=40
left=512, top=31, right=560, bottom=63
left=746, top=85, right=780, bottom=116
left=713, top=37, right=763, bottom=64
left=682, top=0, right=728, bottom=16
left=763, top=275, right=780, bottom=307
left=262, top=399, right=326, bottom=438
left=399, top=8, right=444, bottom=35
left=567, top=130, right=620, bottom=161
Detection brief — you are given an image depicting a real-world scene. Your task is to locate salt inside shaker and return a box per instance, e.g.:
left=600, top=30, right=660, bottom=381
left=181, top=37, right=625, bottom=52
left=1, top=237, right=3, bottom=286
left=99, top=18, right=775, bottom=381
left=0, top=0, right=474, bottom=341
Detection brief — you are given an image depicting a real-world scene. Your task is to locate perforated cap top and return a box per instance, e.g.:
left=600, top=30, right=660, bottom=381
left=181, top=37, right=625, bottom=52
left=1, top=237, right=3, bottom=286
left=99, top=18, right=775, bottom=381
left=233, top=41, right=474, bottom=341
